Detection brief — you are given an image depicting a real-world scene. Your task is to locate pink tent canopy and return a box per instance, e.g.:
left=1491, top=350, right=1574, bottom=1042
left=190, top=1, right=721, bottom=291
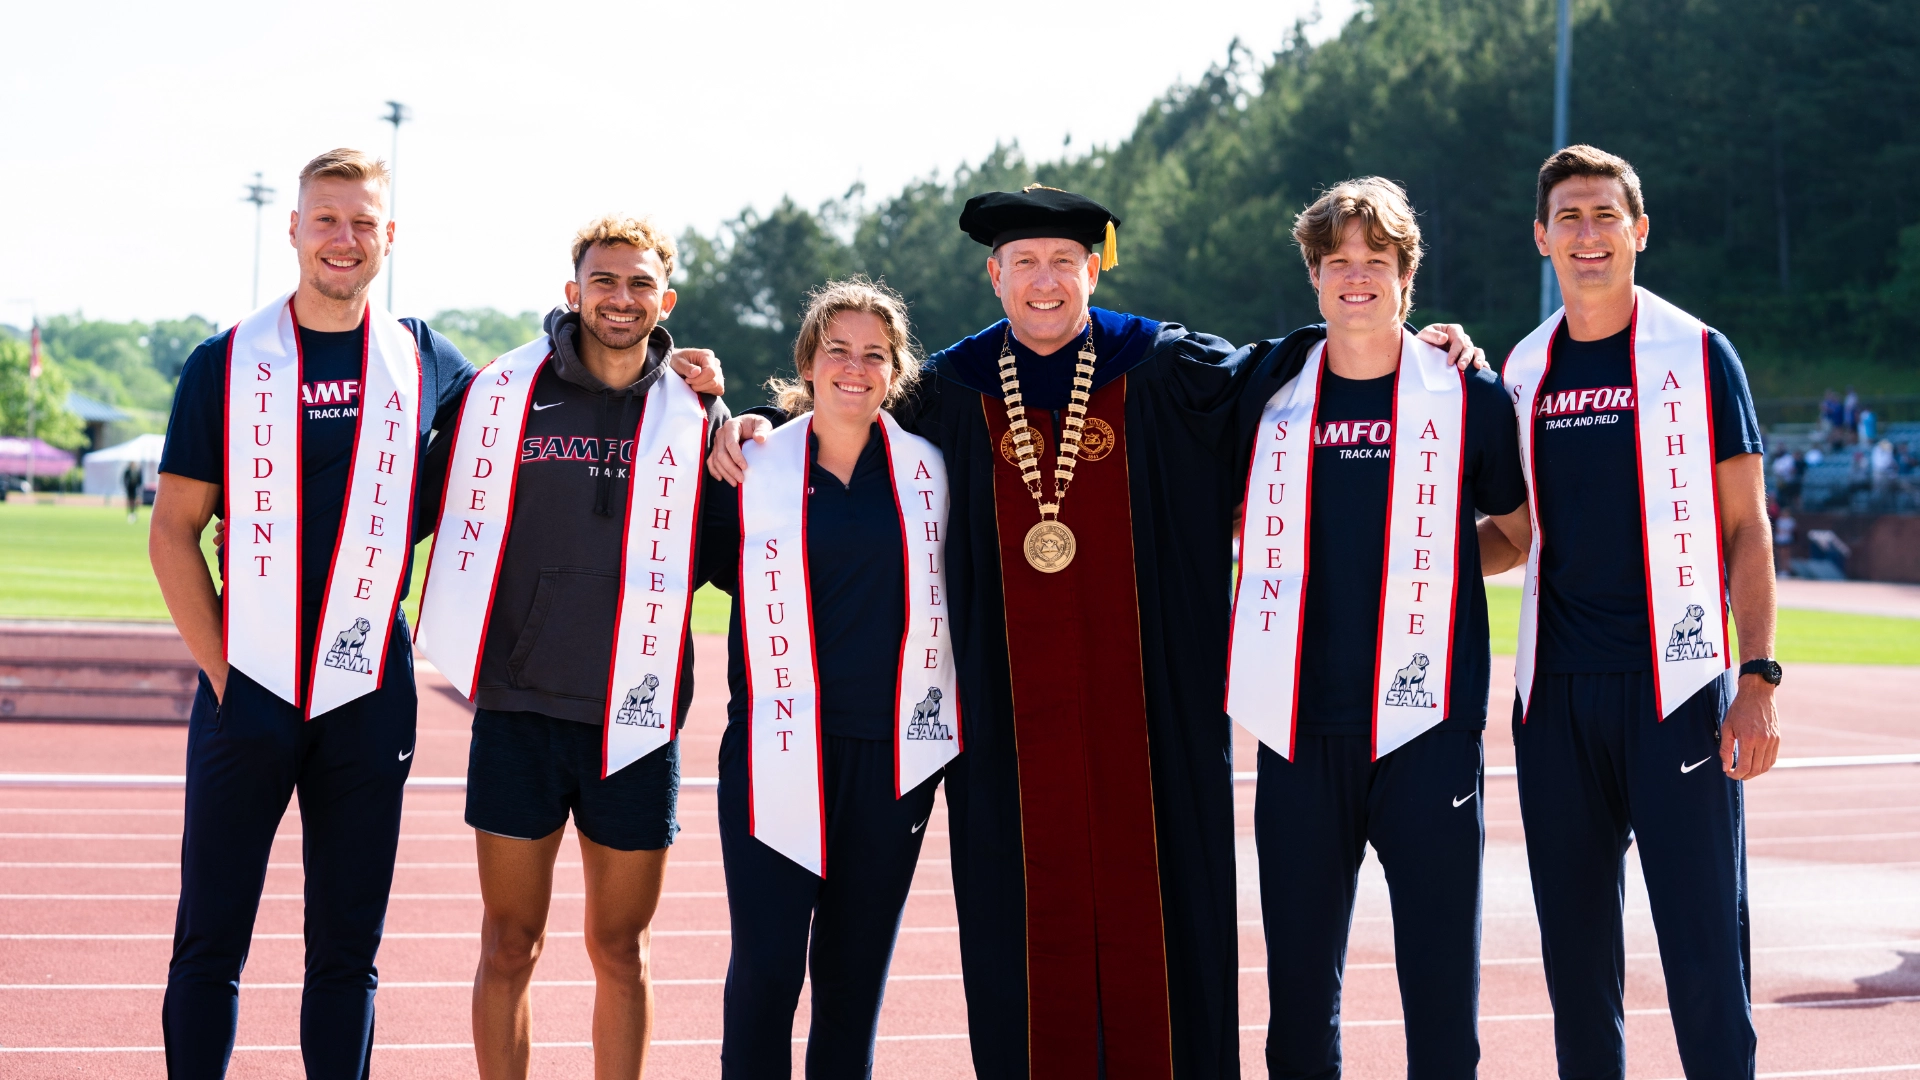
left=0, top=437, right=78, bottom=475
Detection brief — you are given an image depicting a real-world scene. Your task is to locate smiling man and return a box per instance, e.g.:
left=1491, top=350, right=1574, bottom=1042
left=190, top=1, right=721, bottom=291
left=710, top=185, right=1483, bottom=1079
left=409, top=214, right=725, bottom=1080
left=1501, top=145, right=1779, bottom=1080
left=1224, top=177, right=1530, bottom=1080
left=150, top=148, right=477, bottom=1078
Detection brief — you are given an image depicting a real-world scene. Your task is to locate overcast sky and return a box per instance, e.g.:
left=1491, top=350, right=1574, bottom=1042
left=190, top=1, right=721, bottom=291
left=0, top=0, right=1353, bottom=328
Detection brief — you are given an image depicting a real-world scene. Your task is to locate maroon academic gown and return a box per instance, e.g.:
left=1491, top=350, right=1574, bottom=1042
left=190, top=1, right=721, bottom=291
left=893, top=308, right=1249, bottom=1080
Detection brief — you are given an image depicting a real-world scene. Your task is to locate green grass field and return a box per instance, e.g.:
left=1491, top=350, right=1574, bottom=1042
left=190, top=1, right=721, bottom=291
left=1484, top=585, right=1920, bottom=665
left=3, top=503, right=1913, bottom=662
left=0, top=502, right=735, bottom=635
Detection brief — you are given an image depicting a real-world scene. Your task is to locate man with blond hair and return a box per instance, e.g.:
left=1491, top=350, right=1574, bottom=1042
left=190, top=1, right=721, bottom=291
left=410, top=214, right=724, bottom=1080
left=1503, top=145, right=1778, bottom=1080
left=1222, top=177, right=1530, bottom=1078
left=151, top=147, right=478, bottom=1077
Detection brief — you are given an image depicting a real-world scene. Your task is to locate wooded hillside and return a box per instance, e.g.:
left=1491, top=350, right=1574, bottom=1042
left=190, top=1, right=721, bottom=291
left=670, top=0, right=1920, bottom=403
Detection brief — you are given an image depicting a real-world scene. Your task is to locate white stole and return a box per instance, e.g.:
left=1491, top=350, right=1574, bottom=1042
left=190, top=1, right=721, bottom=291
left=223, top=292, right=421, bottom=717
left=738, top=412, right=958, bottom=876
left=1225, top=331, right=1466, bottom=759
left=1504, top=286, right=1729, bottom=718
left=415, top=340, right=709, bottom=776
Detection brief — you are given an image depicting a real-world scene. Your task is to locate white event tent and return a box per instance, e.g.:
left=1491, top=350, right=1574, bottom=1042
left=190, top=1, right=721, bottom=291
left=82, top=433, right=166, bottom=497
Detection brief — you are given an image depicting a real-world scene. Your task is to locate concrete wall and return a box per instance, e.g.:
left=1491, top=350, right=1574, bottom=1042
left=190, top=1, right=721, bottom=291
left=1790, top=513, right=1920, bottom=583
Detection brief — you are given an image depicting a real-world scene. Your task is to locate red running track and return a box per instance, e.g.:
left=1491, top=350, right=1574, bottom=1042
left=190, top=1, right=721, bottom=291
left=0, top=643, right=1916, bottom=1078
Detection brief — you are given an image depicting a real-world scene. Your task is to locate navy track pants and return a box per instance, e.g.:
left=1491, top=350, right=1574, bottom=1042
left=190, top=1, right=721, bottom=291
left=716, top=723, right=941, bottom=1079
left=162, top=625, right=416, bottom=1079
left=1256, top=728, right=1485, bottom=1080
left=1515, top=672, right=1754, bottom=1080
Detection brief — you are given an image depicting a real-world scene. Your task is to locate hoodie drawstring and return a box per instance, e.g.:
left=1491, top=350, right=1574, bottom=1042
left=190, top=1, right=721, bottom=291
left=593, top=389, right=637, bottom=519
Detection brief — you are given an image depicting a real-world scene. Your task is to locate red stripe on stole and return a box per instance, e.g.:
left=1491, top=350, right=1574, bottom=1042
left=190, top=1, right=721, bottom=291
left=982, top=378, right=1173, bottom=1080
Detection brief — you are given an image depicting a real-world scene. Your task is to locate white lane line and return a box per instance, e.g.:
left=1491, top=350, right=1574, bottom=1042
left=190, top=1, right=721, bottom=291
left=1232, top=994, right=1920, bottom=1031
left=1226, top=754, right=1920, bottom=783
left=3, top=972, right=968, bottom=991
left=0, top=925, right=957, bottom=941
left=0, top=1032, right=975, bottom=1052
left=0, top=860, right=716, bottom=870
left=5, top=753, right=1915, bottom=791
left=0, top=774, right=719, bottom=790
left=1235, top=939, right=1920, bottom=974
left=0, top=889, right=956, bottom=902
left=0, top=830, right=946, bottom=842
left=1651, top=1060, right=1920, bottom=1068
left=1752, top=831, right=1920, bottom=844
left=0, top=857, right=949, bottom=870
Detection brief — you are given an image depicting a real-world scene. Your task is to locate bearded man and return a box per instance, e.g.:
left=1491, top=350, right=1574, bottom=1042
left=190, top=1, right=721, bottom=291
left=411, top=215, right=725, bottom=1080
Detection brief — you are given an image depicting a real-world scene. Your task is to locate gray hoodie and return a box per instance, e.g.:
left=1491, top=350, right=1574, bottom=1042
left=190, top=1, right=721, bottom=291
left=471, top=308, right=727, bottom=725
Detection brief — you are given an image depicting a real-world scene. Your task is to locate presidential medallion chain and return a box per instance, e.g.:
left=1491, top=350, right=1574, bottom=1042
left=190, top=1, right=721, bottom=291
left=998, top=325, right=1096, bottom=573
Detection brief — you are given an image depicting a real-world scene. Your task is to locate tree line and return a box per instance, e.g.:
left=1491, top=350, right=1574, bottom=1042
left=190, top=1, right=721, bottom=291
left=670, top=0, right=1920, bottom=403
left=7, top=0, right=1915, bottom=442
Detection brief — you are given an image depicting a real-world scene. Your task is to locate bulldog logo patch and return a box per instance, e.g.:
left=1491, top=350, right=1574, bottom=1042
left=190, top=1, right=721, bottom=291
left=322, top=617, right=375, bottom=674
left=904, top=687, right=953, bottom=741
left=615, top=674, right=665, bottom=728
left=1663, top=604, right=1719, bottom=662
left=1383, top=652, right=1437, bottom=708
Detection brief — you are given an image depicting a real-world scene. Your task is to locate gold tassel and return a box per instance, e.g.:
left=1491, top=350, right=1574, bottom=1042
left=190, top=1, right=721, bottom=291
left=1102, top=219, right=1119, bottom=270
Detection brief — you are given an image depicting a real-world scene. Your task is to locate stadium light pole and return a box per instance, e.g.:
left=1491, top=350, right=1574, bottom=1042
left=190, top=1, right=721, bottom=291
left=381, top=100, right=411, bottom=311
left=25, top=314, right=40, bottom=495
left=1540, top=0, right=1571, bottom=321
left=243, top=172, right=276, bottom=310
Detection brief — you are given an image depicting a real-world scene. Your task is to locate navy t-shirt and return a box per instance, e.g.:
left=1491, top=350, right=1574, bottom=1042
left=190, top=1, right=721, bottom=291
left=704, top=424, right=908, bottom=741
left=159, top=318, right=475, bottom=667
left=1531, top=324, right=1764, bottom=673
left=1296, top=365, right=1528, bottom=734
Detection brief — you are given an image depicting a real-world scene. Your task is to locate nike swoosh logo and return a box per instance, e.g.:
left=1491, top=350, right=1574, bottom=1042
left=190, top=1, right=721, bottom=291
left=398, top=749, right=413, bottom=761
left=1452, top=791, right=1477, bottom=808
left=531, top=401, right=561, bottom=411
left=1681, top=757, right=1713, bottom=773
left=910, top=819, right=928, bottom=834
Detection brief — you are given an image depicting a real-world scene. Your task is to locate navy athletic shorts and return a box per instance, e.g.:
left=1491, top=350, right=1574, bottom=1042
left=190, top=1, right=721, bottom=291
left=465, top=707, right=680, bottom=851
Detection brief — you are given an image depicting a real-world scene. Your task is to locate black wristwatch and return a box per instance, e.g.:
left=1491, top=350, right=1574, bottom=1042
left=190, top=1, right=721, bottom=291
left=1739, top=658, right=1783, bottom=686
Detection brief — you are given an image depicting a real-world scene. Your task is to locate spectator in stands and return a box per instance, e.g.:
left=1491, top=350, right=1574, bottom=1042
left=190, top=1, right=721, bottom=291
left=1859, top=408, right=1877, bottom=444
left=1872, top=438, right=1897, bottom=498
left=1819, top=389, right=1844, bottom=441
left=1843, top=387, right=1861, bottom=432
left=122, top=460, right=142, bottom=523
left=1771, top=449, right=1800, bottom=506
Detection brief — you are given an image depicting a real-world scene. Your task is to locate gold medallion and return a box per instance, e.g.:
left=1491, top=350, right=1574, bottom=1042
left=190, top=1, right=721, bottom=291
left=1024, top=520, right=1077, bottom=573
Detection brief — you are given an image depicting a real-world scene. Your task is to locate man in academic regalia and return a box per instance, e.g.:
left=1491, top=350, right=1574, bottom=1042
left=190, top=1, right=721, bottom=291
left=711, top=187, right=1480, bottom=1079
